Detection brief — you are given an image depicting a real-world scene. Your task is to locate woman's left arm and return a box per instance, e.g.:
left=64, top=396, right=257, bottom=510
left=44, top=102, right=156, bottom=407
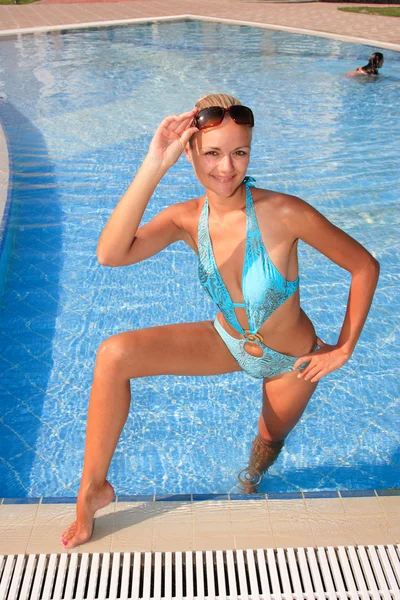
left=287, top=197, right=380, bottom=383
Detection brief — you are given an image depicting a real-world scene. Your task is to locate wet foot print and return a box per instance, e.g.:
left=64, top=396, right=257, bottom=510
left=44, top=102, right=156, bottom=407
left=61, top=480, right=115, bottom=549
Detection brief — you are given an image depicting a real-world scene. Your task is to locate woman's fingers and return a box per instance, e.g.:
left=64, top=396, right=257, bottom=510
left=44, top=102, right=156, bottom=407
left=301, top=364, right=322, bottom=381
left=147, top=108, right=198, bottom=168
left=294, top=342, right=349, bottom=382
left=179, top=126, right=199, bottom=147
left=174, top=117, right=195, bottom=136
left=310, top=370, right=326, bottom=383
left=295, top=360, right=315, bottom=379
left=293, top=354, right=312, bottom=371
left=162, top=109, right=197, bottom=131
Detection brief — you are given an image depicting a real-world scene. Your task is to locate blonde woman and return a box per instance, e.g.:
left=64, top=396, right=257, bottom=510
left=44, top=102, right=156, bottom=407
left=62, top=93, right=379, bottom=549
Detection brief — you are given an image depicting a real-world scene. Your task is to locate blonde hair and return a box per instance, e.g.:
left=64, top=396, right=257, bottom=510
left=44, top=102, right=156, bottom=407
left=195, top=93, right=241, bottom=110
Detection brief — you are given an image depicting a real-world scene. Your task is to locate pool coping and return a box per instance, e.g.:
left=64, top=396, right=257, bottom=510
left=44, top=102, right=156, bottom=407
left=1, top=488, right=398, bottom=554
left=0, top=13, right=399, bottom=52
left=2, top=488, right=399, bottom=504
left=0, top=121, right=12, bottom=297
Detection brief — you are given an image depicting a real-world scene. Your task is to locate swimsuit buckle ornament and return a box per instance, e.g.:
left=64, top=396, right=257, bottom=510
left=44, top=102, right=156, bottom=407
left=243, top=330, right=264, bottom=344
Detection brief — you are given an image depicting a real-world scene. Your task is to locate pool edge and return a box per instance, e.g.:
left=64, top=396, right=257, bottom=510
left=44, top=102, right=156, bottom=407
left=2, top=488, right=399, bottom=505
left=0, top=120, right=12, bottom=297
left=0, top=14, right=399, bottom=52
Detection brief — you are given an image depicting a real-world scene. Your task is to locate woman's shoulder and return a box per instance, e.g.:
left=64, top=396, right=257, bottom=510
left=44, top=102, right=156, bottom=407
left=252, top=186, right=306, bottom=215
left=170, top=195, right=204, bottom=222
left=167, top=196, right=205, bottom=250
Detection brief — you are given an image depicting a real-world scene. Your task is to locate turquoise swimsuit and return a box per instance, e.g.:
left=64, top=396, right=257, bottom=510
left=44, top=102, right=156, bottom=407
left=198, top=178, right=315, bottom=379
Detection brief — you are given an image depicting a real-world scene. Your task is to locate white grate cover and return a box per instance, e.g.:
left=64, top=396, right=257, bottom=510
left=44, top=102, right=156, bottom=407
left=0, top=545, right=399, bottom=599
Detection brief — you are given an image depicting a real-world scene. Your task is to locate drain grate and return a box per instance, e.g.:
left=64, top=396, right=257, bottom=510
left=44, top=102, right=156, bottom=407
left=0, top=545, right=399, bottom=599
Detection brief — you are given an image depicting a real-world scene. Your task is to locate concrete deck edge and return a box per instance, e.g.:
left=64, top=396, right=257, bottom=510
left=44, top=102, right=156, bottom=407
left=0, top=13, right=399, bottom=51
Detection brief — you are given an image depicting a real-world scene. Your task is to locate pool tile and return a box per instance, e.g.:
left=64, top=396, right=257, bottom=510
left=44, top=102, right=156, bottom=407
left=341, top=496, right=384, bottom=515
left=349, top=515, right=393, bottom=545
left=235, top=533, right=276, bottom=549
left=308, top=515, right=356, bottom=547
left=376, top=489, right=400, bottom=496
left=230, top=493, right=267, bottom=501
left=117, top=494, right=154, bottom=502
left=268, top=499, right=308, bottom=516
left=115, top=500, right=159, bottom=524
left=387, top=521, right=400, bottom=543
left=152, top=501, right=193, bottom=522
left=377, top=495, right=400, bottom=514
left=340, top=489, right=376, bottom=498
left=42, top=497, right=77, bottom=504
left=267, top=492, right=303, bottom=500
left=193, top=521, right=235, bottom=551
left=152, top=521, right=193, bottom=552
left=26, top=504, right=77, bottom=554
left=271, top=517, right=315, bottom=548
left=232, top=519, right=272, bottom=537
left=155, top=494, right=192, bottom=502
left=303, top=491, right=340, bottom=499
left=192, top=493, right=229, bottom=502
left=193, top=500, right=231, bottom=522
left=112, top=517, right=153, bottom=552
left=305, top=497, right=345, bottom=515
left=0, top=504, right=38, bottom=554
left=3, top=497, right=40, bottom=504
left=229, top=500, right=269, bottom=522
left=28, top=502, right=114, bottom=554
left=232, top=509, right=273, bottom=544
left=113, top=501, right=157, bottom=540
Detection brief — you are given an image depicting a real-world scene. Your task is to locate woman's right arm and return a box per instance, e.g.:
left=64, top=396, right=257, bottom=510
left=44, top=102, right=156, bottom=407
left=97, top=109, right=198, bottom=267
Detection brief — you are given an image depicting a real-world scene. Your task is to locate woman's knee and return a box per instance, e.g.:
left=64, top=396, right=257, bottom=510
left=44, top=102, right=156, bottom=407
left=257, top=413, right=287, bottom=444
left=96, top=333, right=137, bottom=375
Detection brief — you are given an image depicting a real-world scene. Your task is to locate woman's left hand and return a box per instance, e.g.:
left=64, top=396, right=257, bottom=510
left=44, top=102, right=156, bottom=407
left=293, top=337, right=351, bottom=383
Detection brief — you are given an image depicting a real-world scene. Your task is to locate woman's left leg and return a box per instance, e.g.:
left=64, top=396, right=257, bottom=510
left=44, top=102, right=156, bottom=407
left=259, top=370, right=318, bottom=443
left=239, top=371, right=318, bottom=492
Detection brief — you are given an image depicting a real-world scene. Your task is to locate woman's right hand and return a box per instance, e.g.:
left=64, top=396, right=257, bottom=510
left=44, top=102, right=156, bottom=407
left=147, top=108, right=199, bottom=171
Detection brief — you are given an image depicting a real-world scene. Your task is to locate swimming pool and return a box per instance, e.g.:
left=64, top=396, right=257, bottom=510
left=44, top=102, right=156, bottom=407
left=0, top=20, right=399, bottom=498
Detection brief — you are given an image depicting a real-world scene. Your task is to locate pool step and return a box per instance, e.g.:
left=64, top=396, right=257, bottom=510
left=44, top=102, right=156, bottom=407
left=0, top=545, right=399, bottom=599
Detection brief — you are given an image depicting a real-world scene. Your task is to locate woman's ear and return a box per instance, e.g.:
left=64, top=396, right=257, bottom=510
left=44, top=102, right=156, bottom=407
left=184, top=142, right=193, bottom=163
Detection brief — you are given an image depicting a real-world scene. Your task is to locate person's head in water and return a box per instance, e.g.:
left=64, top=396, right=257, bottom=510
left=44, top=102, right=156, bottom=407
left=185, top=93, right=254, bottom=197
left=357, top=52, right=384, bottom=75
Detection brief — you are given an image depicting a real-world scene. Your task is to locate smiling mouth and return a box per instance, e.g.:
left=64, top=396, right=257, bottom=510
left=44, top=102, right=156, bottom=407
left=213, top=175, right=236, bottom=182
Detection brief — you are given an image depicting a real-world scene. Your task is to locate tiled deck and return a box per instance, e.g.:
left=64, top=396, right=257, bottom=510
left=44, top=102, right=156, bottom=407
left=0, top=1, right=399, bottom=49
left=1, top=492, right=399, bottom=554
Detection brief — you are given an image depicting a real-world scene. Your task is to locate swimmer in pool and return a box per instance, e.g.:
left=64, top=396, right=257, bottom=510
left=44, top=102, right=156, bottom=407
left=347, top=52, right=384, bottom=77
left=61, top=93, right=379, bottom=548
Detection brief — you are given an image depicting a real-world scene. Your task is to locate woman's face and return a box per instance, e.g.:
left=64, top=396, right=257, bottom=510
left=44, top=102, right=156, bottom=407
left=185, top=115, right=252, bottom=197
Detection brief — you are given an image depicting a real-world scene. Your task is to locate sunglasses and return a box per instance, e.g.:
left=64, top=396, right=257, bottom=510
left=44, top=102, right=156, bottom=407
left=193, top=105, right=254, bottom=130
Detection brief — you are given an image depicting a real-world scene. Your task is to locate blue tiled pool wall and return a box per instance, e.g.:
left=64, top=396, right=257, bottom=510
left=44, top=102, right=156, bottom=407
left=1, top=488, right=399, bottom=505
left=0, top=20, right=399, bottom=497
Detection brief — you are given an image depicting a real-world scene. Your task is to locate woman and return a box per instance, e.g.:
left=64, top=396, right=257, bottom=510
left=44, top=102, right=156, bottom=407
left=61, top=93, right=379, bottom=549
left=347, top=52, right=384, bottom=77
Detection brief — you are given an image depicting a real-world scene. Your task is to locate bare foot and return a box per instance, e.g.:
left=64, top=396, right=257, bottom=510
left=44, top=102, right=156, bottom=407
left=61, top=480, right=114, bottom=549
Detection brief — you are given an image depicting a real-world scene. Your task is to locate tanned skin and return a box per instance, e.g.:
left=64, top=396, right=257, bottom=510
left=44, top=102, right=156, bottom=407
left=61, top=109, right=379, bottom=549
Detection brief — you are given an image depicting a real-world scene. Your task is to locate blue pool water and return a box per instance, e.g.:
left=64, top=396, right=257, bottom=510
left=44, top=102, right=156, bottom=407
left=0, top=20, right=399, bottom=497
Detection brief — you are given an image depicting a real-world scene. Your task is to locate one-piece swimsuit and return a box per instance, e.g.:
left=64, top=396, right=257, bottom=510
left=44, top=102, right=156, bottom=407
left=197, top=178, right=316, bottom=379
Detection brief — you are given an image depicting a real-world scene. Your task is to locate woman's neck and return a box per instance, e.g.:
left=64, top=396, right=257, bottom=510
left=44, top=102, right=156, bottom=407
left=205, top=182, right=247, bottom=218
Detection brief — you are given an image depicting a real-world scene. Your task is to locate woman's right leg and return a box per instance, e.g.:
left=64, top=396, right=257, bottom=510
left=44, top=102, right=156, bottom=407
left=62, top=319, right=241, bottom=549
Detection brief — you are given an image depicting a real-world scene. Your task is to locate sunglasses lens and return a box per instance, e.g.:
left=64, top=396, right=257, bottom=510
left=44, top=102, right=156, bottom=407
left=195, top=107, right=225, bottom=129
left=194, top=105, right=254, bottom=129
left=229, top=105, right=254, bottom=126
